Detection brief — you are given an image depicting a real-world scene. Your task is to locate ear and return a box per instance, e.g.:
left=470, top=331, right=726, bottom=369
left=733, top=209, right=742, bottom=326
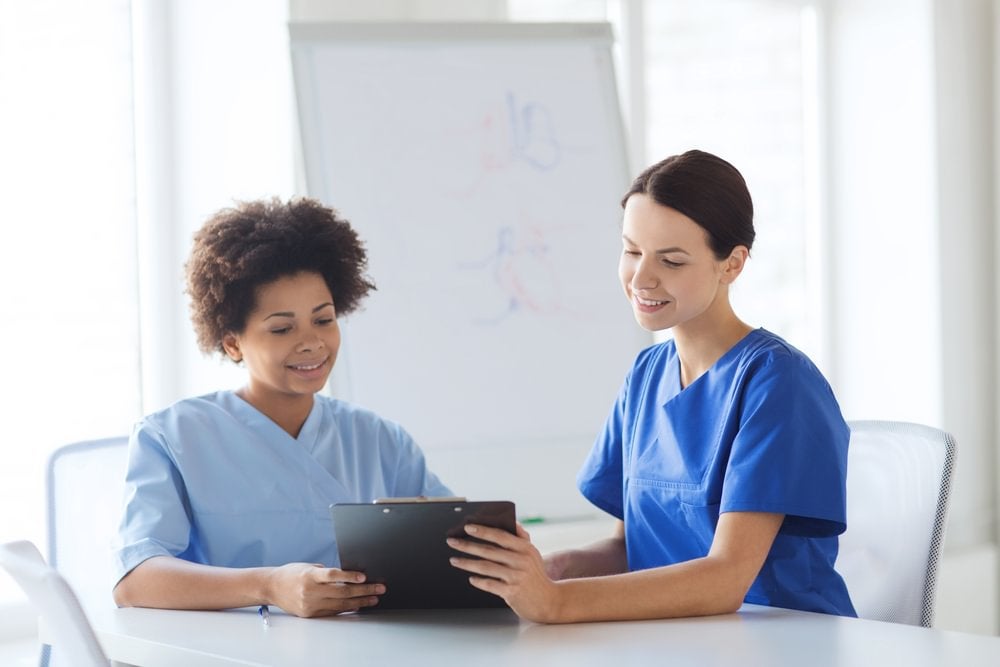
left=719, top=246, right=749, bottom=285
left=221, top=332, right=243, bottom=363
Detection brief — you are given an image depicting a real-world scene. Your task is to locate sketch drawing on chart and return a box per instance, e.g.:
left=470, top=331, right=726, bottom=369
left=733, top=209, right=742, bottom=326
left=450, top=91, right=563, bottom=197
left=458, top=218, right=583, bottom=326
left=504, top=91, right=560, bottom=171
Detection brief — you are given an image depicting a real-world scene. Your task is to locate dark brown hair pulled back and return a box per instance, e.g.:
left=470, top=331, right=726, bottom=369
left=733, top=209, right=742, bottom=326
left=622, top=150, right=755, bottom=259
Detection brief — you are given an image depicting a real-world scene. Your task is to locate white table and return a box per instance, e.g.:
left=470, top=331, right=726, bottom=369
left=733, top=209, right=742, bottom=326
left=79, top=603, right=1000, bottom=667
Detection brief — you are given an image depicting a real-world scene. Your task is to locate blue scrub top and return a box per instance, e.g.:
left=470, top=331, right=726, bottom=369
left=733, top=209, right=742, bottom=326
left=578, top=329, right=856, bottom=616
left=113, top=391, right=451, bottom=583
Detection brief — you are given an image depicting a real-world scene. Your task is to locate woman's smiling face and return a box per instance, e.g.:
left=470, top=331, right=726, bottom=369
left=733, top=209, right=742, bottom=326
left=618, top=193, right=738, bottom=333
left=223, top=271, right=340, bottom=403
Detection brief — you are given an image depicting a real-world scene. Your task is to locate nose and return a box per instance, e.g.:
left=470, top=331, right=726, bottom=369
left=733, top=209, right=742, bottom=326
left=630, top=255, right=659, bottom=291
left=296, top=331, right=325, bottom=353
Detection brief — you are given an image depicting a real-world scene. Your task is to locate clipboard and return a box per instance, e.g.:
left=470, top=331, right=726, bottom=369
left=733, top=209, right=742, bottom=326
left=330, top=500, right=516, bottom=610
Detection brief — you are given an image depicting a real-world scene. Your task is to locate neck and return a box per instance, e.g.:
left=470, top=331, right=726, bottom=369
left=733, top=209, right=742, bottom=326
left=236, top=387, right=315, bottom=438
left=672, top=302, right=753, bottom=389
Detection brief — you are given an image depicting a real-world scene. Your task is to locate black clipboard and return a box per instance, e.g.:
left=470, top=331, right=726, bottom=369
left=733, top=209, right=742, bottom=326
left=330, top=500, right=516, bottom=610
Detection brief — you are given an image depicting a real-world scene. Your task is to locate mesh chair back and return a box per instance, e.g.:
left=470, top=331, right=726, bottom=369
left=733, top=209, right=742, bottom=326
left=836, top=420, right=956, bottom=627
left=0, top=540, right=108, bottom=667
left=46, top=437, right=129, bottom=616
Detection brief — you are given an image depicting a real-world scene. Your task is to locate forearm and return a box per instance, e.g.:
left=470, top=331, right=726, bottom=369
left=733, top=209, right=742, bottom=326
left=546, top=511, right=785, bottom=623
left=544, top=536, right=628, bottom=580
left=542, top=519, right=628, bottom=580
left=113, top=556, right=272, bottom=610
left=551, top=555, right=748, bottom=623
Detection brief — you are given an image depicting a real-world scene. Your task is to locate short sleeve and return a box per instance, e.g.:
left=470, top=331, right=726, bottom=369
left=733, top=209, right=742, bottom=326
left=721, top=353, right=850, bottom=537
left=112, top=420, right=194, bottom=583
left=576, top=374, right=630, bottom=520
left=387, top=422, right=453, bottom=498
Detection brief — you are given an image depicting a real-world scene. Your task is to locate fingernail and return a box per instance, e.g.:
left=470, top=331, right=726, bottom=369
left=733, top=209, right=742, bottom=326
left=465, top=525, right=478, bottom=534
left=446, top=538, right=457, bottom=546
left=449, top=557, right=458, bottom=564
left=356, top=574, right=366, bottom=583
left=376, top=584, right=385, bottom=594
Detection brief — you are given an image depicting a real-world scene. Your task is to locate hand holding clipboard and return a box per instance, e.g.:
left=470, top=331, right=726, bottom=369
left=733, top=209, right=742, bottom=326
left=331, top=499, right=516, bottom=610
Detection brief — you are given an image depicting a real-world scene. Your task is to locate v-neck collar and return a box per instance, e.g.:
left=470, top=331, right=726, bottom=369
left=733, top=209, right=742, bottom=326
left=223, top=390, right=323, bottom=450
left=664, top=328, right=764, bottom=403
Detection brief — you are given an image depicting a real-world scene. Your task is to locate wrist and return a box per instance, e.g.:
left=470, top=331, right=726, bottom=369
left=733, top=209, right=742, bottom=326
left=544, top=580, right=571, bottom=623
left=252, top=567, right=277, bottom=606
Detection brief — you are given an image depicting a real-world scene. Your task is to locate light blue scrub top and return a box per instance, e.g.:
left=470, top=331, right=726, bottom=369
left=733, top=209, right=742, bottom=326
left=578, top=329, right=856, bottom=616
left=113, top=391, right=451, bottom=583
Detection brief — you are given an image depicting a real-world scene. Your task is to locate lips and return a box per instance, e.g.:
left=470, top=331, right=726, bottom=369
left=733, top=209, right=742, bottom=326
left=634, top=295, right=669, bottom=307
left=287, top=357, right=328, bottom=371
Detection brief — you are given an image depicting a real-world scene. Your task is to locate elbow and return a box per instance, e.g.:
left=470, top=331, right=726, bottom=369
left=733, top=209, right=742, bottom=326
left=112, top=581, right=130, bottom=608
left=112, top=572, right=139, bottom=608
left=714, top=577, right=755, bottom=615
left=715, top=592, right=745, bottom=615
left=701, top=570, right=753, bottom=616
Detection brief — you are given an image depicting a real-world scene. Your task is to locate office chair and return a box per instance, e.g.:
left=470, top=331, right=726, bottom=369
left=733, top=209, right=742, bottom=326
left=835, top=420, right=957, bottom=627
left=0, top=540, right=109, bottom=667
left=43, top=436, right=129, bottom=667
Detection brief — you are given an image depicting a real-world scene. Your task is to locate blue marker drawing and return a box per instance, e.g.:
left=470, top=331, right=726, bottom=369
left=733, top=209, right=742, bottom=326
left=505, top=92, right=561, bottom=171
left=459, top=221, right=582, bottom=325
left=446, top=92, right=563, bottom=199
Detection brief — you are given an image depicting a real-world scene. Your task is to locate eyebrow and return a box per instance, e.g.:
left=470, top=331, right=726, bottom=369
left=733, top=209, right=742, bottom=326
left=622, top=234, right=691, bottom=255
left=263, top=302, right=335, bottom=321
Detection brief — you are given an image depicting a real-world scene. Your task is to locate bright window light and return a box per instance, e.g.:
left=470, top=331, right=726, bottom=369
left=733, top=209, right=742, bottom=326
left=0, top=0, right=141, bottom=602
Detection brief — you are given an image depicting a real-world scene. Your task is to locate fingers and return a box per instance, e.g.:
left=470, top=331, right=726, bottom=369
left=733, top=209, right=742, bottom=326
left=448, top=524, right=542, bottom=585
left=271, top=563, right=386, bottom=617
left=312, top=567, right=385, bottom=594
left=330, top=583, right=385, bottom=599
left=449, top=554, right=512, bottom=582
left=313, top=567, right=367, bottom=584
left=467, top=575, right=505, bottom=596
left=310, top=567, right=385, bottom=603
left=463, top=523, right=525, bottom=549
left=300, top=582, right=384, bottom=616
left=447, top=523, right=535, bottom=564
left=447, top=536, right=519, bottom=566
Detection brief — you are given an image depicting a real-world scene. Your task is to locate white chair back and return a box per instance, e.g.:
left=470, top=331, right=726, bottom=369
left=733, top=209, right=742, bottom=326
left=46, top=436, right=130, bottom=615
left=0, top=540, right=108, bottom=667
left=836, top=420, right=956, bottom=627
left=40, top=437, right=129, bottom=666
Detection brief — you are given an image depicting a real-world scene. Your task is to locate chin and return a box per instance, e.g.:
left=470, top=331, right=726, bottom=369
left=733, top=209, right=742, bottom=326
left=634, top=314, right=672, bottom=332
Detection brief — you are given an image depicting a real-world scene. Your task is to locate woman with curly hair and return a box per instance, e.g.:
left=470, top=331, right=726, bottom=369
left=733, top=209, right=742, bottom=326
left=112, top=198, right=450, bottom=617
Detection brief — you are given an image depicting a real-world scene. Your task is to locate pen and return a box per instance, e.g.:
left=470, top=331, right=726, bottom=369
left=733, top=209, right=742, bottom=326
left=259, top=604, right=270, bottom=627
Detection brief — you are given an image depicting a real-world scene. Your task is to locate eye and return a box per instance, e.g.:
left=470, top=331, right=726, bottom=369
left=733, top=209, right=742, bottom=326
left=270, top=326, right=292, bottom=335
left=662, top=259, right=684, bottom=268
left=315, top=317, right=335, bottom=326
left=622, top=248, right=640, bottom=256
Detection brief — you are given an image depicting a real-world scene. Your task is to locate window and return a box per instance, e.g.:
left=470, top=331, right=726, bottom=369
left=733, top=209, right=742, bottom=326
left=644, top=0, right=822, bottom=362
left=0, top=0, right=140, bottom=601
left=509, top=0, right=824, bottom=366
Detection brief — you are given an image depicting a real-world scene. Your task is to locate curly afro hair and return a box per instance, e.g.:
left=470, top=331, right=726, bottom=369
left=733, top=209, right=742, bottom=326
left=185, top=197, right=376, bottom=358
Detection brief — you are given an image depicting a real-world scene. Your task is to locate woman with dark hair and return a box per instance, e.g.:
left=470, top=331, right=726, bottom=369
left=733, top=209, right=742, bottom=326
left=112, top=197, right=450, bottom=617
left=449, top=150, right=855, bottom=622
